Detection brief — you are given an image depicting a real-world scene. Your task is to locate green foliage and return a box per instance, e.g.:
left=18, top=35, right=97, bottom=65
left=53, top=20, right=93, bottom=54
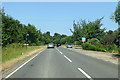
left=65, top=36, right=74, bottom=44
left=82, top=42, right=106, bottom=52
left=30, top=43, right=37, bottom=46
left=73, top=41, right=82, bottom=45
left=111, top=3, right=120, bottom=24
left=53, top=33, right=68, bottom=44
left=70, top=18, right=105, bottom=42
left=118, top=48, right=120, bottom=54
left=2, top=7, right=120, bottom=54
left=87, top=38, right=100, bottom=45
left=2, top=10, right=53, bottom=47
left=101, top=30, right=117, bottom=51
left=42, top=31, right=52, bottom=44
left=60, top=37, right=66, bottom=44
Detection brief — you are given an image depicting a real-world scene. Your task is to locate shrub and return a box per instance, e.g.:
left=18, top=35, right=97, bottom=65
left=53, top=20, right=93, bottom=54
left=82, top=42, right=106, bottom=52
left=30, top=43, right=36, bottom=46
left=87, top=38, right=100, bottom=45
left=60, top=38, right=66, bottom=44
left=73, top=41, right=82, bottom=45
left=118, top=48, right=120, bottom=54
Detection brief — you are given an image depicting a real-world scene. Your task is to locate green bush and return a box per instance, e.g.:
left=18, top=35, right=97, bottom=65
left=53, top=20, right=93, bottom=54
left=118, top=48, right=120, bottom=54
left=82, top=42, right=106, bottom=52
left=73, top=41, right=82, bottom=45
left=87, top=38, right=100, bottom=45
left=60, top=38, right=66, bottom=44
left=30, top=43, right=37, bottom=46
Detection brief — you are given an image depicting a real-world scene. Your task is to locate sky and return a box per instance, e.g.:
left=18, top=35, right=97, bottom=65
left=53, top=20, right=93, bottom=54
left=2, top=2, right=118, bottom=36
left=1, top=0, right=118, bottom=2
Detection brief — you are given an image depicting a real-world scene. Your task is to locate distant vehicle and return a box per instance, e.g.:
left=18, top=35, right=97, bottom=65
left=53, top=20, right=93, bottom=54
left=47, top=43, right=54, bottom=48
left=67, top=44, right=72, bottom=48
left=57, top=44, right=61, bottom=47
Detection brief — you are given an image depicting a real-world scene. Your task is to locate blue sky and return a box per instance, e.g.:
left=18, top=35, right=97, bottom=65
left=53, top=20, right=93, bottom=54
left=2, top=2, right=118, bottom=36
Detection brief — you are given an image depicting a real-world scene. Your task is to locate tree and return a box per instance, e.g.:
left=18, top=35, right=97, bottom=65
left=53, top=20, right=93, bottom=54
left=111, top=2, right=120, bottom=47
left=60, top=37, right=66, bottom=44
left=87, top=38, right=100, bottom=45
left=46, top=31, right=50, bottom=36
left=61, top=34, right=67, bottom=38
left=101, top=30, right=117, bottom=50
left=53, top=33, right=61, bottom=44
left=111, top=2, right=120, bottom=25
left=2, top=9, right=44, bottom=46
left=70, top=18, right=105, bottom=43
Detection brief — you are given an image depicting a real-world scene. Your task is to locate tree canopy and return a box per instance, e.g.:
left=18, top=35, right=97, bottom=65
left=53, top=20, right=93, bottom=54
left=70, top=17, right=105, bottom=42
left=111, top=2, right=120, bottom=25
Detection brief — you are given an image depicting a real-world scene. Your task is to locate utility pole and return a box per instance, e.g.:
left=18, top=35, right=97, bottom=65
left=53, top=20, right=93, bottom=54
left=26, top=34, right=29, bottom=49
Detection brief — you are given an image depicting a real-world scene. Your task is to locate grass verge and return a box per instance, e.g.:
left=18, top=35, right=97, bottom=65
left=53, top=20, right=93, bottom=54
left=2, top=46, right=43, bottom=71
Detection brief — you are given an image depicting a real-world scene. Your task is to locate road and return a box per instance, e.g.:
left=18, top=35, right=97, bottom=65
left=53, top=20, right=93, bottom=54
left=5, top=47, right=118, bottom=79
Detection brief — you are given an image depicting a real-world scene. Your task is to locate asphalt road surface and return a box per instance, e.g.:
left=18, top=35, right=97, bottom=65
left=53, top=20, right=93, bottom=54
left=5, top=47, right=118, bottom=79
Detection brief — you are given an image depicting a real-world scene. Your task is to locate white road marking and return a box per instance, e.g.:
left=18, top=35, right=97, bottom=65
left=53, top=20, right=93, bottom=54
left=64, top=55, right=72, bottom=63
left=60, top=52, right=63, bottom=54
left=56, top=47, right=93, bottom=79
left=56, top=48, right=72, bottom=62
left=56, top=48, right=63, bottom=54
left=78, top=68, right=93, bottom=80
left=5, top=49, right=45, bottom=78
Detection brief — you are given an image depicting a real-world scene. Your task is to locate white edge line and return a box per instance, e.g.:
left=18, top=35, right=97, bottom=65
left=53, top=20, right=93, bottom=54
left=78, top=68, right=93, bottom=80
left=5, top=49, right=45, bottom=78
left=64, top=55, right=72, bottom=63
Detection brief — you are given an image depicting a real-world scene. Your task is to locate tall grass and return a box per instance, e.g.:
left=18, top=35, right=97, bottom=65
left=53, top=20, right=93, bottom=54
left=2, top=45, right=40, bottom=63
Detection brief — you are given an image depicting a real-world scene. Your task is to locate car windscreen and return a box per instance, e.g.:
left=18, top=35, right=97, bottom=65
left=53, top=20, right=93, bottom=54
left=48, top=43, right=54, bottom=45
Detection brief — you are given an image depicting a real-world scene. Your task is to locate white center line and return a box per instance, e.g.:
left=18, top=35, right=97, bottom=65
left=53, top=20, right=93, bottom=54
left=78, top=68, right=93, bottom=80
left=56, top=47, right=93, bottom=79
left=56, top=48, right=63, bottom=54
left=5, top=49, right=45, bottom=78
left=56, top=48, right=72, bottom=62
left=58, top=51, right=63, bottom=54
left=64, top=55, right=72, bottom=63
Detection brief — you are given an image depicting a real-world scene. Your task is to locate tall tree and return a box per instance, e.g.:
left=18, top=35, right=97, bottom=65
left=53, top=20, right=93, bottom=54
left=70, top=18, right=105, bottom=43
left=2, top=9, right=44, bottom=46
left=111, top=2, right=120, bottom=25
left=111, top=2, right=120, bottom=47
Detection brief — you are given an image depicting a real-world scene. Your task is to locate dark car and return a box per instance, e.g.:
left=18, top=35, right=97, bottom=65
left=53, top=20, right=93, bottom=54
left=67, top=44, right=72, bottom=48
left=57, top=44, right=61, bottom=47
left=47, top=43, right=54, bottom=48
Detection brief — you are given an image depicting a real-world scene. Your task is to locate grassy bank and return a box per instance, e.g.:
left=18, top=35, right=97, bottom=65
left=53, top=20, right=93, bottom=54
left=2, top=46, right=41, bottom=63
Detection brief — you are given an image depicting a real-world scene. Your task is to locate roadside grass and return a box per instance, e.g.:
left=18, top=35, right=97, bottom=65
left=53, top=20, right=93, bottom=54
left=60, top=45, right=82, bottom=49
left=73, top=45, right=82, bottom=49
left=2, top=46, right=41, bottom=63
left=40, top=45, right=47, bottom=47
left=61, top=45, right=66, bottom=47
left=0, top=46, right=2, bottom=70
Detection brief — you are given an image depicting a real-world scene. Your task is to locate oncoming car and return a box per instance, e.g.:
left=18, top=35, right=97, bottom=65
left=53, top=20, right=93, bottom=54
left=67, top=44, right=72, bottom=48
left=47, top=43, right=54, bottom=48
